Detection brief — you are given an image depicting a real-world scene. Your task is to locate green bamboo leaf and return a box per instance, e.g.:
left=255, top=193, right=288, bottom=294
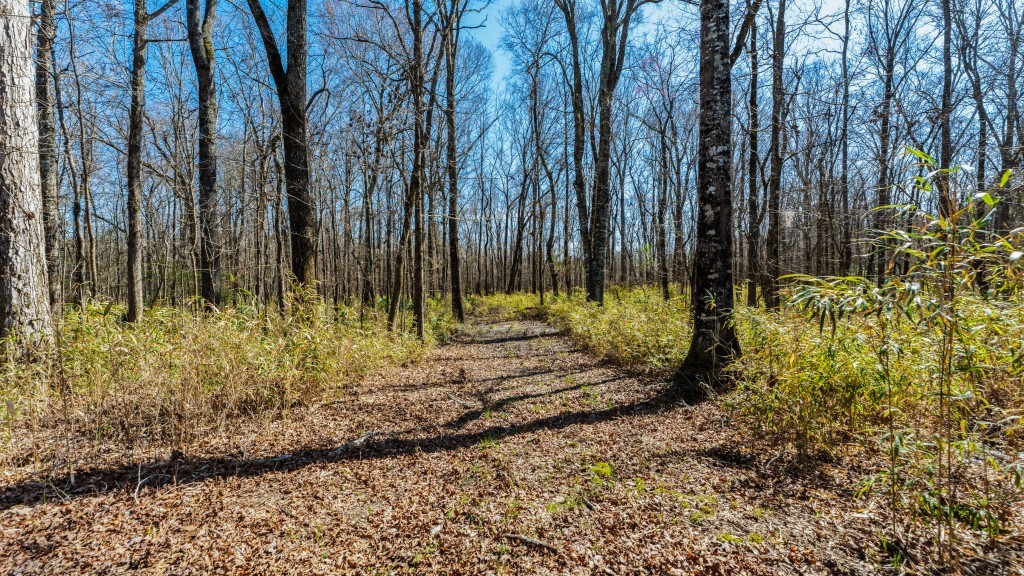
left=999, top=169, right=1013, bottom=188
left=905, top=146, right=936, bottom=165
left=973, top=192, right=997, bottom=206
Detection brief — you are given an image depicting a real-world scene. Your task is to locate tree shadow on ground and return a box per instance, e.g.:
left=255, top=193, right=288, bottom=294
left=467, top=331, right=560, bottom=346
left=0, top=382, right=710, bottom=510
left=443, top=374, right=625, bottom=430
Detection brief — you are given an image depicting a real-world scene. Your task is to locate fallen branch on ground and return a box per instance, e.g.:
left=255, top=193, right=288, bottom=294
left=502, top=533, right=558, bottom=553
left=330, top=431, right=379, bottom=456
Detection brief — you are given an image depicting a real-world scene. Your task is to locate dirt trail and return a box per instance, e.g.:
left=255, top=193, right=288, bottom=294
left=2, top=319, right=883, bottom=574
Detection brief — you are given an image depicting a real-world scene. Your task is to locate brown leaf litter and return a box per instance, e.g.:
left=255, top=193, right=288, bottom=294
left=2, top=319, right=1021, bottom=575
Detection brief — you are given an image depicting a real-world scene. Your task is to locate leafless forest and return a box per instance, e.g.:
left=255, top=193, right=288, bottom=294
left=0, top=0, right=1017, bottom=340
left=2, top=0, right=1024, bottom=572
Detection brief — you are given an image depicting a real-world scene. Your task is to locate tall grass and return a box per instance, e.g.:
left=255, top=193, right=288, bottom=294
left=0, top=296, right=437, bottom=469
left=472, top=231, right=1023, bottom=550
left=545, top=286, right=691, bottom=376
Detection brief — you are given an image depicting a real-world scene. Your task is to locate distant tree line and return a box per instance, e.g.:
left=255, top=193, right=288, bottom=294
left=1, top=0, right=1021, bottom=378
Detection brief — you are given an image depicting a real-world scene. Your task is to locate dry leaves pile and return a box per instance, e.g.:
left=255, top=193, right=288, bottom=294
left=2, top=320, right=1021, bottom=574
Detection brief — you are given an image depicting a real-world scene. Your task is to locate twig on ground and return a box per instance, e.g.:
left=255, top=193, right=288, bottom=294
left=448, top=395, right=475, bottom=409
left=502, top=533, right=559, bottom=553
left=330, top=431, right=380, bottom=456
left=133, top=465, right=146, bottom=504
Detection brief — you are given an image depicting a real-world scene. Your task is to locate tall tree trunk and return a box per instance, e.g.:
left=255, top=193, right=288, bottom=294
left=410, top=0, right=427, bottom=338
left=1, top=0, right=54, bottom=345
left=764, top=0, right=786, bottom=308
left=443, top=5, right=465, bottom=323
left=36, top=0, right=60, bottom=311
left=676, top=0, right=740, bottom=381
left=874, top=50, right=896, bottom=281
left=746, top=13, right=760, bottom=307
left=840, top=0, right=852, bottom=273
left=247, top=0, right=317, bottom=288
left=554, top=0, right=591, bottom=296
left=126, top=0, right=150, bottom=322
left=657, top=126, right=671, bottom=301
left=187, top=0, right=222, bottom=308
left=273, top=153, right=287, bottom=312
left=938, top=0, right=953, bottom=217
left=361, top=138, right=380, bottom=306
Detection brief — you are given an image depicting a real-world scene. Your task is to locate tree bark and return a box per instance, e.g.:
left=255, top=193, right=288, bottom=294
left=443, top=0, right=465, bottom=323
left=247, top=0, right=317, bottom=288
left=587, top=0, right=648, bottom=304
left=35, top=0, right=60, bottom=311
left=746, top=11, right=760, bottom=307
left=764, top=0, right=786, bottom=308
left=938, top=0, right=953, bottom=217
left=187, top=0, right=222, bottom=308
left=554, top=0, right=591, bottom=296
left=840, top=0, right=851, bottom=273
left=676, top=0, right=740, bottom=382
left=126, top=0, right=150, bottom=322
left=1, top=0, right=54, bottom=346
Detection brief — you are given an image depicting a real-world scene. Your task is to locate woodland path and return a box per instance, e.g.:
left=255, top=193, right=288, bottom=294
left=1, top=318, right=883, bottom=574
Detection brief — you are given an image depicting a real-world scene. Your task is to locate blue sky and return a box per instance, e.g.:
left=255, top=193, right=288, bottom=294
left=463, top=0, right=514, bottom=87
left=459, top=0, right=853, bottom=90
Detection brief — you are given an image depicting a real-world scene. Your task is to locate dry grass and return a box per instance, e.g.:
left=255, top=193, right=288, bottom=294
left=476, top=285, right=1024, bottom=561
left=1, top=300, right=429, bottom=471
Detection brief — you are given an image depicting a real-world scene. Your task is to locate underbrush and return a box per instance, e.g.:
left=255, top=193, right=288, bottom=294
left=467, top=287, right=691, bottom=376
left=465, top=292, right=544, bottom=319
left=473, top=162, right=1024, bottom=562
left=545, top=286, right=691, bottom=376
left=0, top=295, right=435, bottom=469
left=472, top=256, right=1024, bottom=558
left=730, top=295, right=1024, bottom=532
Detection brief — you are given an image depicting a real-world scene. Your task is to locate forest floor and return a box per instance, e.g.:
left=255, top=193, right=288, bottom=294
left=1, top=317, right=1017, bottom=574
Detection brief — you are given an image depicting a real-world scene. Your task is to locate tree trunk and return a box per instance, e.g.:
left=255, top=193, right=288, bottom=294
left=410, top=0, right=427, bottom=338
left=443, top=5, right=465, bottom=323
left=657, top=126, right=671, bottom=301
left=554, top=1, right=591, bottom=296
left=746, top=12, right=760, bottom=307
left=938, top=0, right=953, bottom=217
left=840, top=0, right=851, bottom=273
left=874, top=50, right=896, bottom=281
left=247, top=0, right=317, bottom=288
left=187, top=0, right=222, bottom=308
left=126, top=0, right=149, bottom=322
left=764, top=0, right=786, bottom=308
left=1, top=0, right=54, bottom=346
left=36, top=0, right=60, bottom=311
left=676, top=0, right=740, bottom=382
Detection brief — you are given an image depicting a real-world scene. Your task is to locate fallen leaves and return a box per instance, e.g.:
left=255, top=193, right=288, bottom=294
left=0, top=319, right=1020, bottom=574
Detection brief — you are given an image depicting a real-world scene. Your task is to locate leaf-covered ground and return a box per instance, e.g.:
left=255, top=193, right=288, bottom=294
left=1, top=319, right=1019, bottom=574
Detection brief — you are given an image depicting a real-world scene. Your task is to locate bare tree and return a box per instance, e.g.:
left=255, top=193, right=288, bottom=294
left=36, top=0, right=60, bottom=310
left=1, top=0, right=54, bottom=345
left=125, top=0, right=178, bottom=322
left=247, top=0, right=318, bottom=287
left=186, top=0, right=222, bottom=308
left=764, top=0, right=786, bottom=308
left=676, top=0, right=740, bottom=381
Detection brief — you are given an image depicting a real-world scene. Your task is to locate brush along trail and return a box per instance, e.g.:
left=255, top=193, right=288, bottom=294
left=1, top=318, right=998, bottom=574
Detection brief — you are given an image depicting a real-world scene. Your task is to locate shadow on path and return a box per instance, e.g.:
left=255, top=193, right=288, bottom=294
left=0, top=383, right=704, bottom=510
